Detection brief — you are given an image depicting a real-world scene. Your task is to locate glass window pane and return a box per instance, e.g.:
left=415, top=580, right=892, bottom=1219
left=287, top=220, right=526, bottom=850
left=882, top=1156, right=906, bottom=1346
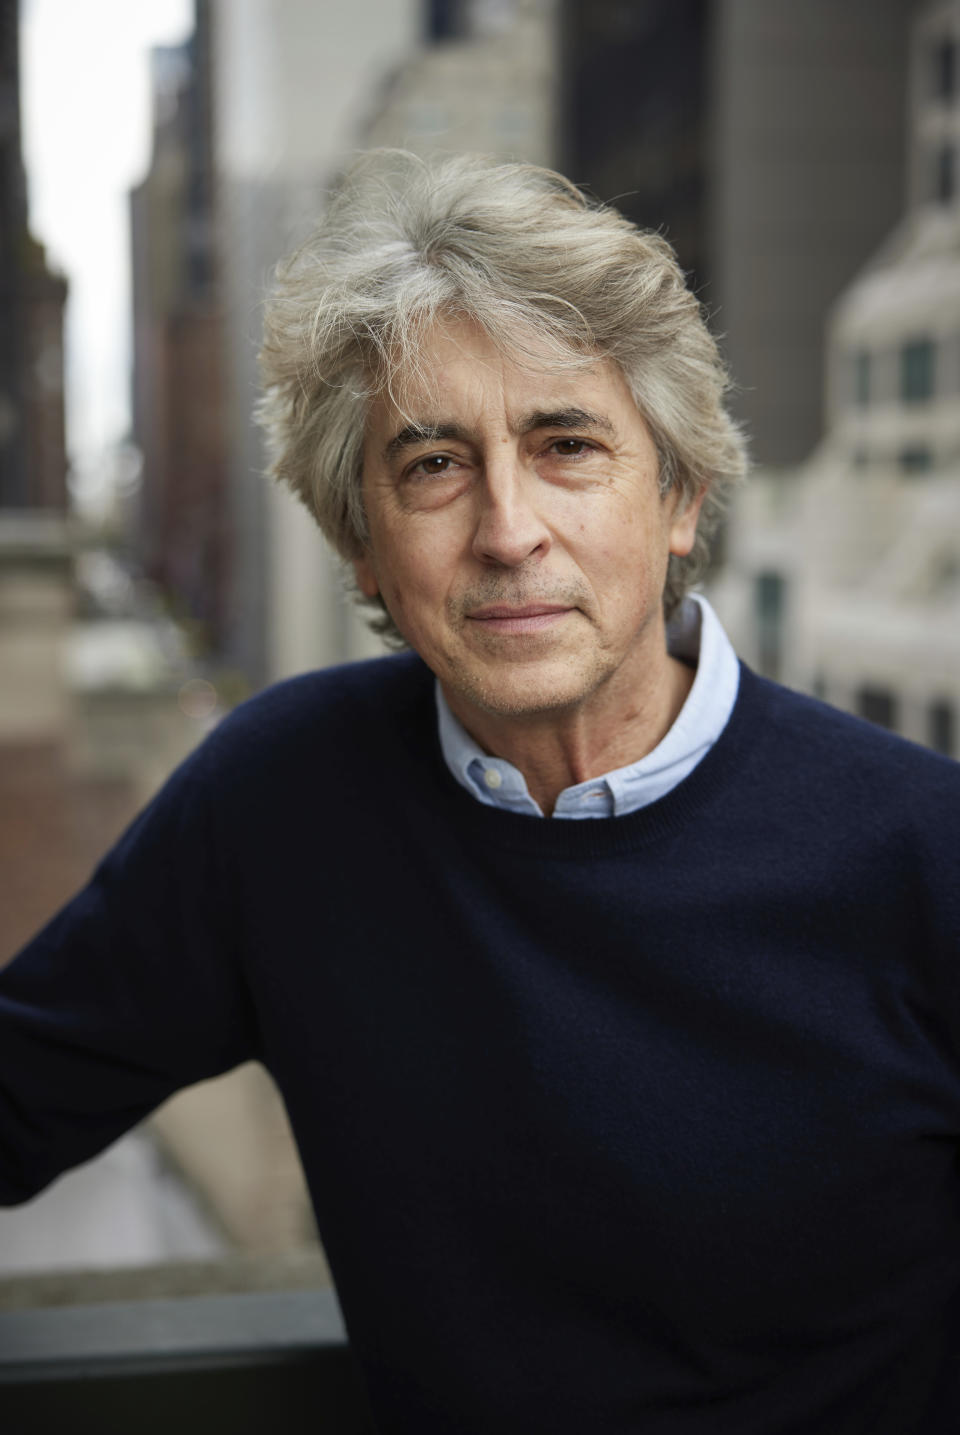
left=426, top=0, right=467, bottom=40
left=857, top=686, right=898, bottom=731
left=754, top=571, right=785, bottom=680
left=929, top=699, right=955, bottom=756
left=935, top=37, right=956, bottom=100
left=938, top=145, right=956, bottom=203
left=899, top=446, right=933, bottom=475
left=901, top=340, right=935, bottom=402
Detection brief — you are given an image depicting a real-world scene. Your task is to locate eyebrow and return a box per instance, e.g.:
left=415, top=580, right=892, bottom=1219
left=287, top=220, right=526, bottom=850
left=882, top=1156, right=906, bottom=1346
left=382, top=423, right=468, bottom=462
left=517, top=407, right=616, bottom=438
left=381, top=407, right=616, bottom=463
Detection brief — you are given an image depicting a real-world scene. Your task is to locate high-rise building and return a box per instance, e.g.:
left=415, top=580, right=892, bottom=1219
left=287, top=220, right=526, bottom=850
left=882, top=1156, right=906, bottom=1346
left=130, top=0, right=228, bottom=651
left=362, top=0, right=557, bottom=166
left=560, top=0, right=709, bottom=287
left=0, top=0, right=28, bottom=508
left=211, top=0, right=420, bottom=685
left=561, top=0, right=924, bottom=470
left=0, top=0, right=67, bottom=512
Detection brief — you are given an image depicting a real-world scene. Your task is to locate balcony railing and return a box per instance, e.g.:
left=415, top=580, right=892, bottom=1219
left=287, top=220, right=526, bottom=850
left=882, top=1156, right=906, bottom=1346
left=0, top=1285, right=375, bottom=1433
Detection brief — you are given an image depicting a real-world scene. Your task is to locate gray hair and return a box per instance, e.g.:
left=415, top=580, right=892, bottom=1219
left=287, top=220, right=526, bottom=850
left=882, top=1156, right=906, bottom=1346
left=258, top=149, right=747, bottom=638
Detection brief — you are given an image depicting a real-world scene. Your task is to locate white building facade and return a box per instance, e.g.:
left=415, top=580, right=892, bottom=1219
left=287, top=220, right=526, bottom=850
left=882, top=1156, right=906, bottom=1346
left=713, top=0, right=960, bottom=758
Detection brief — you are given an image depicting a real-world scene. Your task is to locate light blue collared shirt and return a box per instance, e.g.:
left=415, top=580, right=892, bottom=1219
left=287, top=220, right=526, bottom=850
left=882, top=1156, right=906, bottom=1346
left=435, top=594, right=740, bottom=818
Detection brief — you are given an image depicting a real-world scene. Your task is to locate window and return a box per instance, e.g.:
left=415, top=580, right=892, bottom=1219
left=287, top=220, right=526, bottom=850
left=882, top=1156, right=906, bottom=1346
left=931, top=551, right=960, bottom=594
left=901, top=339, right=935, bottom=402
left=426, top=0, right=467, bottom=40
left=934, top=37, right=956, bottom=100
left=937, top=144, right=956, bottom=203
left=853, top=350, right=871, bottom=406
left=928, top=699, right=955, bottom=757
left=899, top=446, right=933, bottom=475
left=754, top=571, right=785, bottom=681
left=857, top=686, right=898, bottom=731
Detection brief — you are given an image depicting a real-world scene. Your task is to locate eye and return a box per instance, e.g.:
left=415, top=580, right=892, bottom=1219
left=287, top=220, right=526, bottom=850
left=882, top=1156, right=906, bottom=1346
left=406, top=453, right=458, bottom=480
left=546, top=437, right=595, bottom=459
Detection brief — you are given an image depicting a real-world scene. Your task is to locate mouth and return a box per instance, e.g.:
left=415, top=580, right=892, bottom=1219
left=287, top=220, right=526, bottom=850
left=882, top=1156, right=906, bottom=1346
left=465, top=604, right=575, bottom=635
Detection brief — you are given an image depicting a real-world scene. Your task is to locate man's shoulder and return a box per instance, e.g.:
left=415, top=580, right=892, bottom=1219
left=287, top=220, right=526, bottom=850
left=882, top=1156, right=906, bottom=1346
left=201, top=651, right=434, bottom=774
left=739, top=665, right=960, bottom=813
left=231, top=650, right=428, bottom=724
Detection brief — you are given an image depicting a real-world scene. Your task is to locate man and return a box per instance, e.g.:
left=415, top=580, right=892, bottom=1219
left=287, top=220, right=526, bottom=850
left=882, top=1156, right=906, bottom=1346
left=2, top=151, right=959, bottom=1433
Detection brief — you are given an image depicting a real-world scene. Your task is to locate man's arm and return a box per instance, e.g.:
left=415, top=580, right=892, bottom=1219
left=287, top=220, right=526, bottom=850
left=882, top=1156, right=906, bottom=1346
left=0, top=735, right=258, bottom=1205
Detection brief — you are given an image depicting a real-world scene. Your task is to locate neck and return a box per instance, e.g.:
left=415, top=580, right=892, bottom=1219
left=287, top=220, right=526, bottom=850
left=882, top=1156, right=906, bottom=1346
left=443, top=653, right=695, bottom=817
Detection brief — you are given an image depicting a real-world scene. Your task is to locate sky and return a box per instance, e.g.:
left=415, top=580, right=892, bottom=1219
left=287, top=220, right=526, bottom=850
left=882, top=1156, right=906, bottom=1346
left=19, top=0, right=193, bottom=507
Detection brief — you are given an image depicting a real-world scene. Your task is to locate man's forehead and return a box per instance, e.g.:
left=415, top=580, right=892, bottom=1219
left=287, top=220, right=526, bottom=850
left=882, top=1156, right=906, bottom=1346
left=375, top=314, right=613, bottom=403
left=366, top=322, right=638, bottom=448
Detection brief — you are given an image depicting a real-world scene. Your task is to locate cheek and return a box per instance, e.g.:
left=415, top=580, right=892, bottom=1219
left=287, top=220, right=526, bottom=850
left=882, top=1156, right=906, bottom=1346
left=353, top=553, right=379, bottom=600
left=376, top=570, right=412, bottom=626
left=374, top=552, right=444, bottom=637
left=388, top=527, right=461, bottom=598
left=600, top=509, right=663, bottom=571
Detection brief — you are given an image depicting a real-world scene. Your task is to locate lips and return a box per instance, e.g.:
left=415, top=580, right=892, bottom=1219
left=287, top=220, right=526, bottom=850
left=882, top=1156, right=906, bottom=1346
left=468, top=604, right=572, bottom=620
left=465, top=603, right=575, bottom=635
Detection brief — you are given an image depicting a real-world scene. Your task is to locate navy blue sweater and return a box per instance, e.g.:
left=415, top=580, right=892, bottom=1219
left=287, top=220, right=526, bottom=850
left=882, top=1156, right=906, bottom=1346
left=2, top=655, right=960, bottom=1432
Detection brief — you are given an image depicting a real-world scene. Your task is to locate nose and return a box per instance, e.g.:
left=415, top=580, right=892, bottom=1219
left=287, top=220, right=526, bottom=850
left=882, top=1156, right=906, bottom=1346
left=471, top=456, right=552, bottom=568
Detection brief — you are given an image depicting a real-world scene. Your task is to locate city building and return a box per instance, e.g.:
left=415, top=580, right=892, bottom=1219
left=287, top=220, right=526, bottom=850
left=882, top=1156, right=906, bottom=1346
left=210, top=0, right=420, bottom=685
left=0, top=0, right=67, bottom=512
left=362, top=0, right=557, bottom=167
left=712, top=0, right=960, bottom=757
left=130, top=0, right=229, bottom=653
left=561, top=0, right=923, bottom=469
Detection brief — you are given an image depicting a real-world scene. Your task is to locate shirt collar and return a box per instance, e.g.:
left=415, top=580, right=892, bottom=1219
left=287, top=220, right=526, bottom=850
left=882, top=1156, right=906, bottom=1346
left=435, top=593, right=740, bottom=818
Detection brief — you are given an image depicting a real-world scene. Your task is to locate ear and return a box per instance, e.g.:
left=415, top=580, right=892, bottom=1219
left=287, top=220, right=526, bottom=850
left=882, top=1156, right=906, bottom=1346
left=668, top=487, right=706, bottom=559
left=353, top=551, right=379, bottom=599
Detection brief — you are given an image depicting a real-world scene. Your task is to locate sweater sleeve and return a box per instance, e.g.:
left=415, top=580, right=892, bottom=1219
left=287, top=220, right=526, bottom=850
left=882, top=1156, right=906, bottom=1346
left=0, top=731, right=258, bottom=1205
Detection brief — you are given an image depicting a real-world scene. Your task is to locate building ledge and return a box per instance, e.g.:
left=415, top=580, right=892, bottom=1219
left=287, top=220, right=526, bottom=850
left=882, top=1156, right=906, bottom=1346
left=0, top=1269, right=374, bottom=1434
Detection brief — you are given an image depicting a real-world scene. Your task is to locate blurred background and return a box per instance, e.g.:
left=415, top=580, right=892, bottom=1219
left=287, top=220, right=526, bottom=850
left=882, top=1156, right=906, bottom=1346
left=0, top=0, right=957, bottom=1305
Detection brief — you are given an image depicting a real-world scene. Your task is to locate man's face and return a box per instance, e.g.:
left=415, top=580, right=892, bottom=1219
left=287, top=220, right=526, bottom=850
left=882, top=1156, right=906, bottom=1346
left=355, top=318, right=702, bottom=729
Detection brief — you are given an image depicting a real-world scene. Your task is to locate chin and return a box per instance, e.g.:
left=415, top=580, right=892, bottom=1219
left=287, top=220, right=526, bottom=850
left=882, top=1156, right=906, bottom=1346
left=445, top=655, right=608, bottom=721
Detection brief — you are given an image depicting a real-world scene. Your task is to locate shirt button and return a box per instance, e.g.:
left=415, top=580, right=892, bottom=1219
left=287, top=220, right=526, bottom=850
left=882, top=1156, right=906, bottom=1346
left=483, top=768, right=503, bottom=790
